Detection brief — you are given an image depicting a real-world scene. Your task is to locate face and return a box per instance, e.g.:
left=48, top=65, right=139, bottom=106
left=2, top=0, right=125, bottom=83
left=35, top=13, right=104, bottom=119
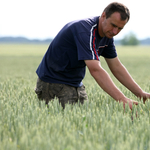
left=99, top=12, right=128, bottom=38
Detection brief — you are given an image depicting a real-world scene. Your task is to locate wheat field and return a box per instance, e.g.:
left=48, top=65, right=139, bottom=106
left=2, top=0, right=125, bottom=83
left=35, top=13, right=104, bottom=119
left=0, top=44, right=150, bottom=150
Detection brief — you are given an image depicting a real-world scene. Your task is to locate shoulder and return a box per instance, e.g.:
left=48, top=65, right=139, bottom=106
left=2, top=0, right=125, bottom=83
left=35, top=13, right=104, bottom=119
left=67, top=16, right=99, bottom=33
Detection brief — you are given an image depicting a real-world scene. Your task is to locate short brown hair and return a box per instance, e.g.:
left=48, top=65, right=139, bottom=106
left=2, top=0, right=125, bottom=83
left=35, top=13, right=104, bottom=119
left=103, top=2, right=130, bottom=21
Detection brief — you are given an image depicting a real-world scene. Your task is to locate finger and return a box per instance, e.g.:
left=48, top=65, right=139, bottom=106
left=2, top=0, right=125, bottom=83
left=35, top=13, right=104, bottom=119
left=132, top=101, right=138, bottom=105
left=123, top=102, right=125, bottom=110
left=123, top=102, right=133, bottom=110
left=129, top=101, right=138, bottom=110
left=129, top=102, right=132, bottom=110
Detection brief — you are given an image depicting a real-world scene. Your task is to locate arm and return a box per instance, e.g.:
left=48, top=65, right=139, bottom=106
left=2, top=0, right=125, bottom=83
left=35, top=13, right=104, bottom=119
left=85, top=59, right=138, bottom=109
left=105, top=57, right=150, bottom=102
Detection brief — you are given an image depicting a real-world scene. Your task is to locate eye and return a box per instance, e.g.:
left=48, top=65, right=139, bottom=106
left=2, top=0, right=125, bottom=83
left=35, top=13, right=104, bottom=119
left=111, top=23, right=123, bottom=30
left=111, top=23, right=117, bottom=27
left=118, top=27, right=123, bottom=30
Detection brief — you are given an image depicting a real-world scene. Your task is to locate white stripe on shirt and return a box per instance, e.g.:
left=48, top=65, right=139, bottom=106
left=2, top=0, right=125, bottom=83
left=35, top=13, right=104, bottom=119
left=90, top=24, right=97, bottom=59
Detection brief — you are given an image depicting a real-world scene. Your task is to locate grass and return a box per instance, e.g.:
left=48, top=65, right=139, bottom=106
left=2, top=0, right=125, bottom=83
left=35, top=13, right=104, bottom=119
left=0, top=44, right=150, bottom=150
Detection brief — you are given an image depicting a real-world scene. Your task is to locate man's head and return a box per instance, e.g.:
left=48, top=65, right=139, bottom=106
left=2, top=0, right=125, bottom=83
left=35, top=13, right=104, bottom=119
left=99, top=2, right=130, bottom=38
left=104, top=2, right=130, bottom=22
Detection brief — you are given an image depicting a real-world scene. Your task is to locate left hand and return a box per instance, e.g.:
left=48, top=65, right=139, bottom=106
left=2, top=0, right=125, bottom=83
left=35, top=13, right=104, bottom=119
left=138, top=91, right=150, bottom=103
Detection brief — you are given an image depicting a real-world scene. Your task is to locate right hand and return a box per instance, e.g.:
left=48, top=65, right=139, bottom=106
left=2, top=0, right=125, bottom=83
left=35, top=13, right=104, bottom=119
left=120, top=97, right=138, bottom=110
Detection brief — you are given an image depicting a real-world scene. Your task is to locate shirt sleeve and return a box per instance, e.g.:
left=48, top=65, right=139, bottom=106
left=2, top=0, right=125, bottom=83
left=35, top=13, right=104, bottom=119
left=101, top=38, right=117, bottom=58
left=75, top=32, right=100, bottom=61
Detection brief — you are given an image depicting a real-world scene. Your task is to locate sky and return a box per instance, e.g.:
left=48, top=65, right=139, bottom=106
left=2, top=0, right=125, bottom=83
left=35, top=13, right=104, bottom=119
left=0, top=0, right=150, bottom=40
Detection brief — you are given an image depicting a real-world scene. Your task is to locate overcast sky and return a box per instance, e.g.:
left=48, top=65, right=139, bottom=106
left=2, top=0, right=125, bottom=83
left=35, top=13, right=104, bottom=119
left=0, top=0, right=149, bottom=40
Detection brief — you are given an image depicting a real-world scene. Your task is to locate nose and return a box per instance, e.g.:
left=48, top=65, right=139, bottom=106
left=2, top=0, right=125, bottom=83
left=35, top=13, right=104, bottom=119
left=113, top=27, right=119, bottom=35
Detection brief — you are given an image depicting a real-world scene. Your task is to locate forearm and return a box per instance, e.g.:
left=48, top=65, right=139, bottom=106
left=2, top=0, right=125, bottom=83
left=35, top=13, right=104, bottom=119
left=90, top=67, right=126, bottom=101
left=111, top=64, right=143, bottom=97
left=85, top=59, right=139, bottom=109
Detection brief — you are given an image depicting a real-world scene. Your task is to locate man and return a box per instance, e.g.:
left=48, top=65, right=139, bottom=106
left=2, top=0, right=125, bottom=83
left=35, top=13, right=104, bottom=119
left=35, top=2, right=150, bottom=109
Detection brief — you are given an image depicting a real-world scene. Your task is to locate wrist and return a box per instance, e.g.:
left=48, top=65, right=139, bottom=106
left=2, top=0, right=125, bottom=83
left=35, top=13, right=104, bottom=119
left=133, top=88, right=144, bottom=98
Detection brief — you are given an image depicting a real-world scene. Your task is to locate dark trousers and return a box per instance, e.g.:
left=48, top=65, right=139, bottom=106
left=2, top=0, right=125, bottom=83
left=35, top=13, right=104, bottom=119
left=35, top=78, right=88, bottom=108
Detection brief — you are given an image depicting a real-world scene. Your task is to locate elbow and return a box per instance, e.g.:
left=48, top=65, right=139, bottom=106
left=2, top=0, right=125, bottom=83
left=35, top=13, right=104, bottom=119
left=89, top=67, right=104, bottom=78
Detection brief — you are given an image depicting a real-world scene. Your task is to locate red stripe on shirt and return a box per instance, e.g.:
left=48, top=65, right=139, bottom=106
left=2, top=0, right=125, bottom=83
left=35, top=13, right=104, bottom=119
left=92, top=28, right=99, bottom=60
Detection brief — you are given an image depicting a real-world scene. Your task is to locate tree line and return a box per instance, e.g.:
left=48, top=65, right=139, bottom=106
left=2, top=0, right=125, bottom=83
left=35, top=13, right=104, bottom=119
left=0, top=34, right=150, bottom=45
left=116, top=32, right=150, bottom=46
left=120, top=32, right=139, bottom=46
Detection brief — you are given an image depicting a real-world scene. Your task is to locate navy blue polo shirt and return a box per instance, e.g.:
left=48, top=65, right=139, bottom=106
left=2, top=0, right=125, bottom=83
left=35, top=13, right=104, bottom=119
left=36, top=16, right=117, bottom=87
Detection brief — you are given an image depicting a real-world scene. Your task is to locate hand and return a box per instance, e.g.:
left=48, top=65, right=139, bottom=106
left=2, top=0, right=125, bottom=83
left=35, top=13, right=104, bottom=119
left=120, top=97, right=138, bottom=110
left=138, top=91, right=150, bottom=103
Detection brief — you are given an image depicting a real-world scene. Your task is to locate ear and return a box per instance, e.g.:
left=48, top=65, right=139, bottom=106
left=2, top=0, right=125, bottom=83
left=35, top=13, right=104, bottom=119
left=101, top=12, right=106, bottom=18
